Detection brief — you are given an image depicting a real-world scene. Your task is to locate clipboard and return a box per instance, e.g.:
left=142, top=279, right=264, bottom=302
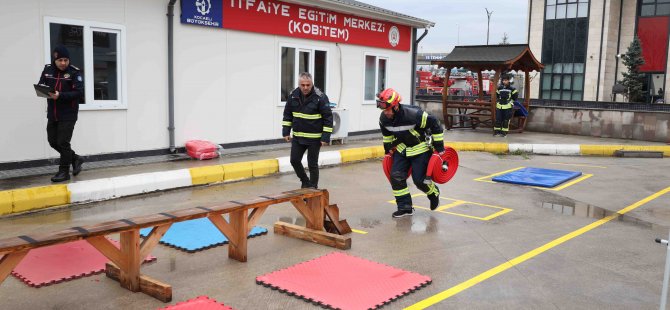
left=34, top=84, right=54, bottom=98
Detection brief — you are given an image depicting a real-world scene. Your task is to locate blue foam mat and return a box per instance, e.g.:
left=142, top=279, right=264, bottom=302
left=140, top=217, right=268, bottom=253
left=492, top=167, right=582, bottom=188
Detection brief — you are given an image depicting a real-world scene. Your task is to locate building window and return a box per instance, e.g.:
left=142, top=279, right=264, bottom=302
left=640, top=0, right=670, bottom=16
left=280, top=45, right=328, bottom=103
left=364, top=54, right=388, bottom=102
left=540, top=2, right=589, bottom=100
left=545, top=0, right=589, bottom=20
left=44, top=17, right=126, bottom=110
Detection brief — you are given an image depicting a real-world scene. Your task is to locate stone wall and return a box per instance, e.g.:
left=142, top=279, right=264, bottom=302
left=416, top=99, right=670, bottom=142
left=527, top=107, right=669, bottom=142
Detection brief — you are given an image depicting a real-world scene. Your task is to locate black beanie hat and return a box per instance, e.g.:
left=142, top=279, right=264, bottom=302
left=52, top=45, right=70, bottom=63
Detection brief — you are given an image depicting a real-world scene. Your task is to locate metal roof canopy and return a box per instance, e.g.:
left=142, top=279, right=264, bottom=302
left=431, top=44, right=543, bottom=72
left=432, top=44, right=543, bottom=133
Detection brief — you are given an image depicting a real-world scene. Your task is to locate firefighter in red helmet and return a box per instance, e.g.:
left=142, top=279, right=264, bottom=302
left=377, top=88, right=445, bottom=218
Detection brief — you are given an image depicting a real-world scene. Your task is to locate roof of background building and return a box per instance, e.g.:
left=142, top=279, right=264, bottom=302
left=443, top=45, right=529, bottom=63
left=285, top=0, right=435, bottom=28
left=432, top=44, right=544, bottom=71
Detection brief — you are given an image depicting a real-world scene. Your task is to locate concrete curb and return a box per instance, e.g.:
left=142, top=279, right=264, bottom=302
left=1, top=142, right=669, bottom=216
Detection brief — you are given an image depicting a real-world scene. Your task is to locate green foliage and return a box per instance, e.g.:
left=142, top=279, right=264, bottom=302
left=620, top=37, right=646, bottom=103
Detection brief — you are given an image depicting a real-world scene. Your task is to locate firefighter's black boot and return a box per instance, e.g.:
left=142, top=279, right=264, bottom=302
left=51, top=167, right=70, bottom=183
left=72, top=155, right=84, bottom=176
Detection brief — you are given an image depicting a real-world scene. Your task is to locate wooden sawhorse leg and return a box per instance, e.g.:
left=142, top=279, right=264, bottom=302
left=87, top=224, right=172, bottom=302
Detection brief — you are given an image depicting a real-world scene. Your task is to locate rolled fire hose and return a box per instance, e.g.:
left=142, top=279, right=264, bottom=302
left=383, top=147, right=458, bottom=184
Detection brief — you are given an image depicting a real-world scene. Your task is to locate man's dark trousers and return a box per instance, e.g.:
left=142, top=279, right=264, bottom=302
left=47, top=120, right=77, bottom=169
left=391, top=151, right=432, bottom=211
left=494, top=108, right=514, bottom=133
left=290, top=139, right=321, bottom=188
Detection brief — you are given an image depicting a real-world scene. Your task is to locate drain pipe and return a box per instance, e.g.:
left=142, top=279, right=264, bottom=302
left=167, top=0, right=177, bottom=153
left=411, top=28, right=429, bottom=105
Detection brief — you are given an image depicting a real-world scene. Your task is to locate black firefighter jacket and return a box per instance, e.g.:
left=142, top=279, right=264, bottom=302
left=380, top=104, right=445, bottom=157
left=282, top=87, right=333, bottom=145
left=38, top=64, right=84, bottom=121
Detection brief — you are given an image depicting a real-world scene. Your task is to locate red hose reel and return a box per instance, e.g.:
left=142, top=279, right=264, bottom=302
left=383, top=147, right=459, bottom=184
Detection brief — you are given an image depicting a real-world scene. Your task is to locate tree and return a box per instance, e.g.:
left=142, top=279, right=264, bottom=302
left=499, top=33, right=510, bottom=45
left=620, top=37, right=646, bottom=103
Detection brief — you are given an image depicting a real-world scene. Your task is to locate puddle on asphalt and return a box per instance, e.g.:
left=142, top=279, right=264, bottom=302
left=540, top=201, right=669, bottom=233
left=394, top=215, right=439, bottom=234
left=359, top=218, right=382, bottom=229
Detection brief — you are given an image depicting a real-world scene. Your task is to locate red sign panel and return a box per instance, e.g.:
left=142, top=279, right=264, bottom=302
left=221, top=0, right=412, bottom=51
left=637, top=17, right=669, bottom=72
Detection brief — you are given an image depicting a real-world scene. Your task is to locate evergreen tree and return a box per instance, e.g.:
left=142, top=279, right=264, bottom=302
left=620, top=37, right=646, bottom=103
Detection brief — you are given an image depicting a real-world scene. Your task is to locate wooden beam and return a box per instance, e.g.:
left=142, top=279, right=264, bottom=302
left=119, top=229, right=141, bottom=292
left=247, top=206, right=269, bottom=233
left=228, top=210, right=248, bottom=262
left=0, top=251, right=28, bottom=285
left=139, top=224, right=171, bottom=260
left=87, top=236, right=126, bottom=270
left=106, top=262, right=172, bottom=302
left=0, top=190, right=329, bottom=255
left=324, top=204, right=352, bottom=235
left=305, top=196, right=326, bottom=231
left=207, top=215, right=238, bottom=247
left=477, top=70, right=484, bottom=101
left=274, top=222, right=351, bottom=250
left=442, top=68, right=452, bottom=129
left=290, top=199, right=315, bottom=227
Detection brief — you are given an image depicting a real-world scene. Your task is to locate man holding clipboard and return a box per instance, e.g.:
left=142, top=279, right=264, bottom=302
left=37, top=46, right=84, bottom=182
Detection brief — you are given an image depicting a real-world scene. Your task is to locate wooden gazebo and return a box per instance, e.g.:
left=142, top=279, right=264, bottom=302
left=431, top=44, right=543, bottom=132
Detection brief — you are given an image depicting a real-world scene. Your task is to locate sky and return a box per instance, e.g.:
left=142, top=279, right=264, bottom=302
left=361, top=0, right=530, bottom=53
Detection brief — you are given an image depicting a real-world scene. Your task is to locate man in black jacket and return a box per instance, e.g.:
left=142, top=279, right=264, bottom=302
left=282, top=72, right=333, bottom=189
left=378, top=88, right=445, bottom=218
left=38, top=46, right=85, bottom=182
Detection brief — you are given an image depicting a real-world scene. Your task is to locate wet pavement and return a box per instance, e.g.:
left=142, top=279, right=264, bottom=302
left=1, top=148, right=670, bottom=309
left=1, top=129, right=666, bottom=191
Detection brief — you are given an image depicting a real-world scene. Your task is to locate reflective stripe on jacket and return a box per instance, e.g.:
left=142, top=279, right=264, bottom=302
left=282, top=87, right=333, bottom=144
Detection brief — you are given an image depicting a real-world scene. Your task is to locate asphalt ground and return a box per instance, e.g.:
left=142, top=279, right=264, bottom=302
left=1, top=150, right=669, bottom=309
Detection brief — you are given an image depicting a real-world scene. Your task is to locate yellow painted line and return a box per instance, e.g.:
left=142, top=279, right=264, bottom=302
left=405, top=186, right=670, bottom=310
left=550, top=162, right=607, bottom=169
left=0, top=190, right=12, bottom=216
left=435, top=200, right=466, bottom=211
left=250, top=159, right=279, bottom=177
left=351, top=229, right=368, bottom=234
left=340, top=147, right=373, bottom=163
left=189, top=165, right=225, bottom=185
left=544, top=174, right=593, bottom=191
left=222, top=162, right=253, bottom=181
left=473, top=167, right=525, bottom=182
left=11, top=185, right=70, bottom=213
left=481, top=208, right=514, bottom=221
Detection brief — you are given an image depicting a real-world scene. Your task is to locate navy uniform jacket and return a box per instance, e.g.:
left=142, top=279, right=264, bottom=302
left=380, top=104, right=445, bottom=157
left=38, top=64, right=84, bottom=121
left=496, top=84, right=518, bottom=110
left=282, top=87, right=333, bottom=145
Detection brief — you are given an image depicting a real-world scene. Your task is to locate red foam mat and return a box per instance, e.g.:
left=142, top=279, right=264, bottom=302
left=159, top=296, right=234, bottom=310
left=11, top=239, right=156, bottom=288
left=256, top=252, right=431, bottom=309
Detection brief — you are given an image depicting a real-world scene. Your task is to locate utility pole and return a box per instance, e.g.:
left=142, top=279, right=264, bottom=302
left=457, top=23, right=460, bottom=45
left=485, top=8, right=493, bottom=45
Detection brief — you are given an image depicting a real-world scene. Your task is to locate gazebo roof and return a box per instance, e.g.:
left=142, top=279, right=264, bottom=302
left=432, top=44, right=544, bottom=72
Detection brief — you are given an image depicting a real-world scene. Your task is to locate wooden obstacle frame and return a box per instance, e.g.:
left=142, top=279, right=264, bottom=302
left=431, top=44, right=544, bottom=132
left=0, top=188, right=350, bottom=302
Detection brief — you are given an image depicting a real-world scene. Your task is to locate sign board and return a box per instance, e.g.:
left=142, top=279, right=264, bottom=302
left=181, top=0, right=412, bottom=51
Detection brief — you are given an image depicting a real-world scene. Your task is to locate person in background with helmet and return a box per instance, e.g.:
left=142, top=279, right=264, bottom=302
left=493, top=74, right=518, bottom=137
left=378, top=88, right=445, bottom=218
left=282, top=72, right=333, bottom=189
left=38, top=45, right=85, bottom=182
